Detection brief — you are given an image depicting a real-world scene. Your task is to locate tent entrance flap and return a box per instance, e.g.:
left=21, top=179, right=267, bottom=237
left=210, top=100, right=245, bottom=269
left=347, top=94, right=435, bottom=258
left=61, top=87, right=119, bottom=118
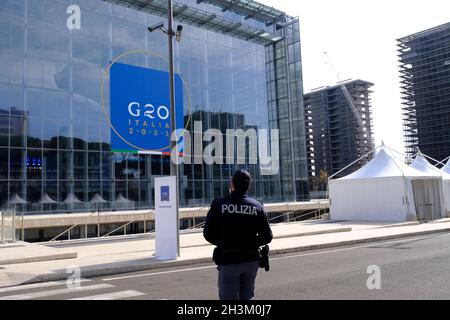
left=411, top=179, right=443, bottom=222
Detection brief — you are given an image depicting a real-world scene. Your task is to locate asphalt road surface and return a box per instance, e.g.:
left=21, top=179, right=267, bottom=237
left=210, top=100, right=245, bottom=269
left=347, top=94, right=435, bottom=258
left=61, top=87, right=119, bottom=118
left=2, top=232, right=450, bottom=300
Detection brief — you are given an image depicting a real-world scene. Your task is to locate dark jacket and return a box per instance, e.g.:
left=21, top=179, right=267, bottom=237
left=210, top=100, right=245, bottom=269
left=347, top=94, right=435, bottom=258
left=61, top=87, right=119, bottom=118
left=203, top=192, right=273, bottom=265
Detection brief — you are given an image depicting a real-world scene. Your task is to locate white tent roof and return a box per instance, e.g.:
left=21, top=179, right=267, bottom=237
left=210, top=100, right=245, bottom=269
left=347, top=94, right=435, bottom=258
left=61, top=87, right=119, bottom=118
left=89, top=193, right=107, bottom=203
left=114, top=194, right=132, bottom=203
left=38, top=193, right=57, bottom=204
left=442, top=158, right=450, bottom=176
left=7, top=193, right=27, bottom=204
left=336, top=148, right=427, bottom=180
left=410, top=153, right=442, bottom=177
left=439, top=158, right=450, bottom=180
left=63, top=193, right=83, bottom=203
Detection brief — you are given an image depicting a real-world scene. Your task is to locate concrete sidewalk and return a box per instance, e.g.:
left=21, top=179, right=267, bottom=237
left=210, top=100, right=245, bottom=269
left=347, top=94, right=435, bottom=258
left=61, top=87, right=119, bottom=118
left=0, top=242, right=77, bottom=266
left=1, top=219, right=450, bottom=288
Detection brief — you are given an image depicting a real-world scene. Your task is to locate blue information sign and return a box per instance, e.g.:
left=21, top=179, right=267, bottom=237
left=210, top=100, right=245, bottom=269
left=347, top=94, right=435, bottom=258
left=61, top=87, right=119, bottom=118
left=110, top=62, right=184, bottom=154
left=160, top=185, right=170, bottom=202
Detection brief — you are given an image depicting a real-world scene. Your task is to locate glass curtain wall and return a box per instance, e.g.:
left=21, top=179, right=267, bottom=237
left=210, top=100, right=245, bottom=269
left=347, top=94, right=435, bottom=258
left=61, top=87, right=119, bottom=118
left=0, top=0, right=295, bottom=213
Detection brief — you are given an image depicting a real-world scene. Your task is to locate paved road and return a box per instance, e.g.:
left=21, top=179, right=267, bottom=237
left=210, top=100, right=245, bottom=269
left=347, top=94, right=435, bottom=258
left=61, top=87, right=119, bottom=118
left=2, top=232, right=450, bottom=300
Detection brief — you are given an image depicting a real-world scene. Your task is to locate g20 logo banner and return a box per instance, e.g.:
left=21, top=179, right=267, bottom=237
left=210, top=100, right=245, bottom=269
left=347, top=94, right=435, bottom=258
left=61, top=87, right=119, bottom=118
left=110, top=63, right=184, bottom=154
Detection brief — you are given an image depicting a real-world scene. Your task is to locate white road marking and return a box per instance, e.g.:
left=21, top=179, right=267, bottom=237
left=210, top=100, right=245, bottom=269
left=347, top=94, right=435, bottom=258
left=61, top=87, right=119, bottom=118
left=102, top=233, right=449, bottom=282
left=69, top=290, right=145, bottom=300
left=0, top=284, right=114, bottom=300
left=0, top=279, right=91, bottom=294
left=103, top=266, right=215, bottom=281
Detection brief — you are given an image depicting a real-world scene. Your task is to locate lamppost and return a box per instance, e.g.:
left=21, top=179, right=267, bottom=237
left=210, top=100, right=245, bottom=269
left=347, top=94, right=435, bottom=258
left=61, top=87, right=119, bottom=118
left=147, top=0, right=183, bottom=256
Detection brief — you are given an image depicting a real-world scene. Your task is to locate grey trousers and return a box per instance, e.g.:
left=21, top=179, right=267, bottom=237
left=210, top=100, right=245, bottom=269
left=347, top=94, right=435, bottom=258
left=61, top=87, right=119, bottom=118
left=218, top=261, right=259, bottom=300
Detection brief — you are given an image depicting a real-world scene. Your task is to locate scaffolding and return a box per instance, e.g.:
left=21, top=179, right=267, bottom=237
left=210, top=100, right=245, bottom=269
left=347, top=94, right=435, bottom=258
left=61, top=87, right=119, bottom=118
left=305, top=80, right=375, bottom=185
left=398, top=22, right=450, bottom=161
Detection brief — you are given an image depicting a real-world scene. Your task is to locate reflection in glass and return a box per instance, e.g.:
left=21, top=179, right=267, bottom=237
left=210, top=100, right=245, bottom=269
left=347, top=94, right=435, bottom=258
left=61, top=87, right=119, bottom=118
left=9, top=180, right=24, bottom=202
left=58, top=150, right=69, bottom=180
left=74, top=180, right=87, bottom=202
left=87, top=121, right=100, bottom=151
left=88, top=152, right=100, bottom=180
left=0, top=181, right=9, bottom=206
left=27, top=180, right=41, bottom=203
left=127, top=154, right=139, bottom=180
left=43, top=150, right=57, bottom=179
left=115, top=180, right=127, bottom=199
left=101, top=152, right=111, bottom=180
left=59, top=180, right=68, bottom=202
left=0, top=148, right=8, bottom=179
left=45, top=180, right=58, bottom=203
left=0, top=109, right=9, bottom=147
left=0, top=0, right=299, bottom=211
left=73, top=123, right=87, bottom=150
left=151, top=156, right=161, bottom=175
left=26, top=149, right=42, bottom=179
left=127, top=180, right=139, bottom=202
left=10, top=148, right=24, bottom=179
left=74, top=151, right=86, bottom=179
left=102, top=180, right=111, bottom=202
left=87, top=180, right=100, bottom=201
left=140, top=180, right=151, bottom=208
left=139, top=155, right=148, bottom=179
left=9, top=110, right=26, bottom=147
left=43, top=119, right=58, bottom=149
left=114, top=153, right=126, bottom=180
left=27, top=117, right=42, bottom=148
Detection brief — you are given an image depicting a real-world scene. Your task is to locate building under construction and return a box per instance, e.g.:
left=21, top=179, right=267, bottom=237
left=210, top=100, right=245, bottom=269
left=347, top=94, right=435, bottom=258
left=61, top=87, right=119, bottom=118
left=398, top=22, right=450, bottom=162
left=304, top=80, right=375, bottom=190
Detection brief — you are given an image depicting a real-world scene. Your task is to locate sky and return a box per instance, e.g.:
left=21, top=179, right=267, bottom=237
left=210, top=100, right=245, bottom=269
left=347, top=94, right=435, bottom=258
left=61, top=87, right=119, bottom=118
left=259, top=0, right=450, bottom=152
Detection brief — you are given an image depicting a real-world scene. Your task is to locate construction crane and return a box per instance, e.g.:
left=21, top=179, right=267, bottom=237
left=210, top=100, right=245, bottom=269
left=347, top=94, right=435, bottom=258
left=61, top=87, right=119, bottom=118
left=323, top=51, right=364, bottom=128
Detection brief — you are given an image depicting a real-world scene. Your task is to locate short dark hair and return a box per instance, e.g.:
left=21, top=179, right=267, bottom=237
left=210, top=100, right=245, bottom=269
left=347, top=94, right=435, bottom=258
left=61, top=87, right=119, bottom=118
left=232, top=170, right=251, bottom=195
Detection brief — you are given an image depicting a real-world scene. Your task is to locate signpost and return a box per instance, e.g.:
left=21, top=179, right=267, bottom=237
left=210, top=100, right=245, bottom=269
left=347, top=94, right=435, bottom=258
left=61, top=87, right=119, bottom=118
left=154, top=176, right=178, bottom=260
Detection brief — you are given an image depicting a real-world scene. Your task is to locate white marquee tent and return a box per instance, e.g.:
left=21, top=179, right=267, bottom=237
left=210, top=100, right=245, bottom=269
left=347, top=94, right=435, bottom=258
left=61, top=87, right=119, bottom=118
left=329, top=148, right=443, bottom=222
left=409, top=154, right=445, bottom=221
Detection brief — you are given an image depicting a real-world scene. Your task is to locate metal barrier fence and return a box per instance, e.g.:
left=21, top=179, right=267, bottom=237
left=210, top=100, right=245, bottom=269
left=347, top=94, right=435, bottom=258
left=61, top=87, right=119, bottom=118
left=14, top=200, right=330, bottom=243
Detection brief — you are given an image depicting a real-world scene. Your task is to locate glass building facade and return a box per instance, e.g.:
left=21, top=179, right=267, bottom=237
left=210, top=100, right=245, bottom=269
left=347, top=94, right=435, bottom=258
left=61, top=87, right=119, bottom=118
left=304, top=80, right=375, bottom=189
left=0, top=0, right=309, bottom=214
left=398, top=23, right=450, bottom=161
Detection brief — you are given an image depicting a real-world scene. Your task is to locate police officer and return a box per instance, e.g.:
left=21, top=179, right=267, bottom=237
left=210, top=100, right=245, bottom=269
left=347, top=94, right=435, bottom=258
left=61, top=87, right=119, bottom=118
left=203, top=170, right=273, bottom=300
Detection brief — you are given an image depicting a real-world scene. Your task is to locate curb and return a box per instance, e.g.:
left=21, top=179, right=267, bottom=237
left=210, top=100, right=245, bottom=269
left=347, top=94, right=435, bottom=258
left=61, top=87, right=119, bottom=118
left=373, top=221, right=420, bottom=229
left=274, top=227, right=352, bottom=240
left=15, top=227, right=450, bottom=287
left=0, top=253, right=78, bottom=266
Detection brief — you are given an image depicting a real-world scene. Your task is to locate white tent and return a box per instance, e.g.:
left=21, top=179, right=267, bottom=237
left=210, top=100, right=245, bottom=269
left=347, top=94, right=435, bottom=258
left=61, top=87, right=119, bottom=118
left=329, top=148, right=440, bottom=222
left=38, top=193, right=57, bottom=204
left=7, top=193, right=27, bottom=205
left=112, top=194, right=134, bottom=210
left=114, top=194, right=132, bottom=204
left=89, top=194, right=107, bottom=203
left=440, top=158, right=450, bottom=217
left=63, top=193, right=82, bottom=203
left=409, top=154, right=445, bottom=221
